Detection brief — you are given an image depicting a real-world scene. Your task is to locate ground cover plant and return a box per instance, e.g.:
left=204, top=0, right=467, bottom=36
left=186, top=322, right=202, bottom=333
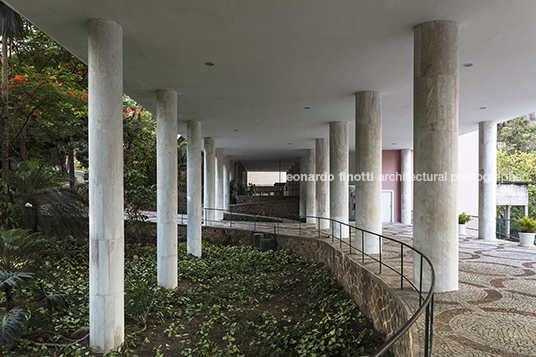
left=5, top=240, right=385, bottom=357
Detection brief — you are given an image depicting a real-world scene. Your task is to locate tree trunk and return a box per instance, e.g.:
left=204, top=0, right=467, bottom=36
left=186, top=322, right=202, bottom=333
left=69, top=134, right=75, bottom=189
left=2, top=29, right=10, bottom=184
left=20, top=118, right=28, bottom=161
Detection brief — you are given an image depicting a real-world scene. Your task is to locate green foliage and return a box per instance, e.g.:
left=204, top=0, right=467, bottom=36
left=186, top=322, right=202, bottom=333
left=9, top=241, right=385, bottom=355
left=458, top=212, right=472, bottom=224
left=8, top=160, right=87, bottom=238
left=0, top=227, right=69, bottom=347
left=0, top=183, right=16, bottom=228
left=0, top=307, right=29, bottom=348
left=497, top=114, right=536, bottom=154
left=513, top=216, right=536, bottom=233
left=4, top=23, right=88, bottom=169
left=497, top=150, right=536, bottom=219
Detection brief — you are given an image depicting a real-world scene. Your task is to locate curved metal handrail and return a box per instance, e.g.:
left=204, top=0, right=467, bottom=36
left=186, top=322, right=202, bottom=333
left=187, top=207, right=435, bottom=357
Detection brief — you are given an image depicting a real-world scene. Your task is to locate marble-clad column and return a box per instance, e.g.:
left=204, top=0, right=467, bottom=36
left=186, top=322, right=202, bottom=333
left=187, top=121, right=202, bottom=258
left=299, top=156, right=306, bottom=217
left=88, top=18, right=124, bottom=353
left=355, top=91, right=382, bottom=254
left=224, top=156, right=230, bottom=211
left=305, top=148, right=316, bottom=223
left=413, top=20, right=459, bottom=293
left=400, top=149, right=412, bottom=225
left=479, top=121, right=497, bottom=241
left=315, top=138, right=330, bottom=229
left=156, top=89, right=178, bottom=289
left=216, top=148, right=224, bottom=220
left=203, top=138, right=216, bottom=222
left=330, top=121, right=349, bottom=238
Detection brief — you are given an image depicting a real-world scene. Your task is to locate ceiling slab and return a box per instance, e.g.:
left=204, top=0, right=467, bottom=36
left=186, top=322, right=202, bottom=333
left=5, top=0, right=536, bottom=170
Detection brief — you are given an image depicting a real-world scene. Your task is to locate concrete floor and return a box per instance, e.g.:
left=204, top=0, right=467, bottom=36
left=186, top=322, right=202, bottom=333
left=140, top=211, right=536, bottom=356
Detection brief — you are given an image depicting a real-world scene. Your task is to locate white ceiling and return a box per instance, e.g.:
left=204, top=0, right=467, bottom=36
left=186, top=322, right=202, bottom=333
left=6, top=0, right=536, bottom=171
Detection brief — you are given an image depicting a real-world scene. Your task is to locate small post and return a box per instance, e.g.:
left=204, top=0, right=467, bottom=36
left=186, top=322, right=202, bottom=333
left=400, top=244, right=404, bottom=289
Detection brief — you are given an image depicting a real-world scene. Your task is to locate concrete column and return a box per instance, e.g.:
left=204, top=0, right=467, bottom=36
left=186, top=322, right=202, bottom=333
left=294, top=161, right=300, bottom=198
left=203, top=138, right=216, bottom=222
left=305, top=148, right=316, bottom=223
left=216, top=148, right=224, bottom=220
left=479, top=121, right=497, bottom=241
left=315, top=138, right=330, bottom=229
left=299, top=156, right=306, bottom=217
left=330, top=121, right=349, bottom=238
left=401, top=149, right=412, bottom=224
left=505, top=205, right=511, bottom=239
left=355, top=91, right=382, bottom=254
left=156, top=89, right=178, bottom=289
left=223, top=156, right=230, bottom=210
left=88, top=19, right=124, bottom=353
left=414, top=20, right=459, bottom=293
left=187, top=121, right=202, bottom=257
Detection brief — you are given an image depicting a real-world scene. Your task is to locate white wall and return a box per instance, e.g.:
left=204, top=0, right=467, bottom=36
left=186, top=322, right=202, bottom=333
left=458, top=130, right=480, bottom=231
left=248, top=171, right=286, bottom=185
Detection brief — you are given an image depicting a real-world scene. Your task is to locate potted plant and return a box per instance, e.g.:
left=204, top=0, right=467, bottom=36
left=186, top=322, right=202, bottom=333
left=458, top=212, right=472, bottom=236
left=513, top=216, right=536, bottom=247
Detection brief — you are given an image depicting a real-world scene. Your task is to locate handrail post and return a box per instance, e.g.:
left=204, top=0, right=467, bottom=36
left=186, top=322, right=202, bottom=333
left=379, top=235, right=382, bottom=274
left=361, top=230, right=364, bottom=263
left=299, top=218, right=302, bottom=236
left=419, top=255, right=424, bottom=307
left=339, top=222, right=342, bottom=248
left=318, top=217, right=321, bottom=238
left=400, top=244, right=404, bottom=290
left=424, top=301, right=430, bottom=357
left=349, top=226, right=352, bottom=254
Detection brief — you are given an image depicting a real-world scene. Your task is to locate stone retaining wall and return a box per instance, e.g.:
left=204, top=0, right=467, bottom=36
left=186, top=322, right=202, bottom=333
left=177, top=225, right=413, bottom=356
left=230, top=197, right=299, bottom=217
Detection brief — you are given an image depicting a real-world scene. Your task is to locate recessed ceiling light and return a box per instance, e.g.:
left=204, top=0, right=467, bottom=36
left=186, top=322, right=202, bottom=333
left=480, top=106, right=487, bottom=110
left=204, top=62, right=214, bottom=66
left=243, top=151, right=247, bottom=153
left=392, top=142, right=396, bottom=145
left=288, top=143, right=293, bottom=145
left=304, top=107, right=310, bottom=109
left=234, top=129, right=239, bottom=132
left=462, top=63, right=473, bottom=67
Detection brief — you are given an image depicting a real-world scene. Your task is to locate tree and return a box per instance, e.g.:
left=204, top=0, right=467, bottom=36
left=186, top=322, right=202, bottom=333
left=0, top=1, right=24, bottom=184
left=497, top=150, right=536, bottom=218
left=497, top=114, right=536, bottom=154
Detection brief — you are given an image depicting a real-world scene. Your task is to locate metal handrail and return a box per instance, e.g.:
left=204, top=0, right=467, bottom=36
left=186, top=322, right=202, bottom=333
left=179, top=207, right=435, bottom=357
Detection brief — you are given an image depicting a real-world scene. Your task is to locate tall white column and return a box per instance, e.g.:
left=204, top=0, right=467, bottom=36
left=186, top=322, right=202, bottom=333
left=414, top=20, right=459, bottom=293
left=305, top=148, right=316, bottom=223
left=330, top=121, right=349, bottom=238
left=299, top=156, right=306, bottom=217
left=355, top=91, right=382, bottom=254
left=88, top=19, right=124, bottom=353
left=156, top=89, right=178, bottom=289
left=203, top=138, right=216, bottom=223
left=216, top=148, right=224, bottom=220
left=294, top=161, right=300, bottom=198
left=223, top=156, right=230, bottom=211
left=315, top=138, right=330, bottom=229
left=187, top=121, right=202, bottom=257
left=479, top=121, right=497, bottom=241
left=400, top=149, right=412, bottom=224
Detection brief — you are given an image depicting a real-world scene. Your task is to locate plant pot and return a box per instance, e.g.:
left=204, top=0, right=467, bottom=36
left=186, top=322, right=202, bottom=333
left=458, top=224, right=467, bottom=236
left=518, top=232, right=535, bottom=247
left=252, top=233, right=263, bottom=250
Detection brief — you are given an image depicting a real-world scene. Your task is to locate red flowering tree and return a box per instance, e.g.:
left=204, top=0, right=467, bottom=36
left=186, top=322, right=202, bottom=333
left=1, top=23, right=88, bottom=181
